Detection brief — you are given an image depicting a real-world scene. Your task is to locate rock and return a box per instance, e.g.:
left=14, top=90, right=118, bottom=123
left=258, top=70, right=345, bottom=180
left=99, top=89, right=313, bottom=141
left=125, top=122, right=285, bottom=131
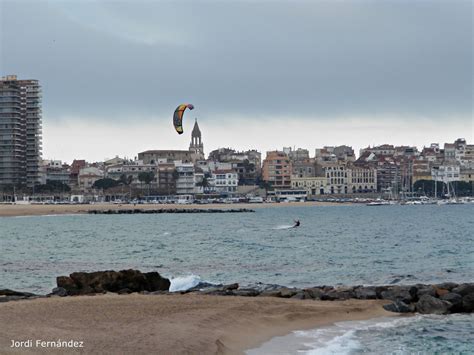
left=232, top=288, right=260, bottom=297
left=290, top=292, right=306, bottom=300
left=380, top=286, right=415, bottom=303
left=383, top=300, right=414, bottom=313
left=117, top=288, right=132, bottom=295
left=354, top=286, right=377, bottom=300
left=279, top=288, right=299, bottom=298
left=435, top=288, right=449, bottom=297
left=435, top=282, right=458, bottom=291
left=452, top=283, right=474, bottom=297
left=51, top=287, right=68, bottom=297
left=324, top=287, right=355, bottom=300
left=303, top=287, right=324, bottom=300
left=56, top=269, right=170, bottom=295
left=416, top=286, right=437, bottom=300
left=416, top=295, right=451, bottom=314
left=462, top=294, right=474, bottom=312
left=375, top=286, right=389, bottom=299
left=223, top=283, right=239, bottom=291
left=143, top=272, right=171, bottom=292
left=0, top=295, right=26, bottom=302
left=259, top=290, right=283, bottom=297
left=0, top=289, right=36, bottom=297
left=440, top=293, right=463, bottom=312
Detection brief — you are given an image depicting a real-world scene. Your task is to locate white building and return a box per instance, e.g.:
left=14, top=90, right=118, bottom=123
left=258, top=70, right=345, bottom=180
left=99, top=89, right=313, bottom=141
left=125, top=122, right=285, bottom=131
left=175, top=163, right=196, bottom=194
left=211, top=170, right=238, bottom=193
left=291, top=176, right=327, bottom=196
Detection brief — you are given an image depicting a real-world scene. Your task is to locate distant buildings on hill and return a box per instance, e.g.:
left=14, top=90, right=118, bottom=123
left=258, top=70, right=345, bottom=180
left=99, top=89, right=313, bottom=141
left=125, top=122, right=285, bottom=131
left=1, top=75, right=473, bottom=201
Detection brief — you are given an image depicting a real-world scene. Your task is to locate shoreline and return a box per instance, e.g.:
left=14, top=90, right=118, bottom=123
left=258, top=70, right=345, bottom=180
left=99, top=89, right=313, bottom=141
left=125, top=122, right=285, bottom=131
left=0, top=294, right=392, bottom=354
left=0, top=201, right=349, bottom=217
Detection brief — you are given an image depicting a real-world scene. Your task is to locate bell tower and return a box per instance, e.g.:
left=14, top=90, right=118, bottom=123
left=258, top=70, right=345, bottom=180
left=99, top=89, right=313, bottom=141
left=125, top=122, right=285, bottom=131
left=189, top=118, right=204, bottom=160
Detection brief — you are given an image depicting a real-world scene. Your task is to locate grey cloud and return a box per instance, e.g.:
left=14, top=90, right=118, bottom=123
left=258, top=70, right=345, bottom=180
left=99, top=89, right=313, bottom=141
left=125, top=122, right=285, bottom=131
left=1, top=0, right=472, bottom=123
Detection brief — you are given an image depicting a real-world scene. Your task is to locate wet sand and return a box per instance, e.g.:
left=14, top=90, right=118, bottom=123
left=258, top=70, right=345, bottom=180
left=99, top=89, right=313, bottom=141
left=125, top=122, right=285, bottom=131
left=0, top=294, right=392, bottom=354
left=0, top=201, right=348, bottom=217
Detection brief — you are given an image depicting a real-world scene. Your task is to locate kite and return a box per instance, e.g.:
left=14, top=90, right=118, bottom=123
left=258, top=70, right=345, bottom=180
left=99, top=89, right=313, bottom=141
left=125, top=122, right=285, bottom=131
left=173, top=103, right=194, bottom=134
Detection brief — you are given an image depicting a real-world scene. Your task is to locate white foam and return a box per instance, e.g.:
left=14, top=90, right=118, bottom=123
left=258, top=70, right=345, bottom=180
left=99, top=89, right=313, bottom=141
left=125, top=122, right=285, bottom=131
left=169, top=274, right=202, bottom=292
left=273, top=225, right=295, bottom=230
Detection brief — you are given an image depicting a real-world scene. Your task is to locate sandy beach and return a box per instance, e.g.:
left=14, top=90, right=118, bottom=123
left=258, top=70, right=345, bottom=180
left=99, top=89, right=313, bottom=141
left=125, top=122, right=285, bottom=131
left=0, top=294, right=392, bottom=354
left=0, top=201, right=346, bottom=217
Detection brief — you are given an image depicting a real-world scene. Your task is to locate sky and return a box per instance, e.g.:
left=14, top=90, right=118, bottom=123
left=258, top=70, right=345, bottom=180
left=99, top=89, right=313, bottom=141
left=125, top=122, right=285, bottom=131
left=1, top=0, right=472, bottom=162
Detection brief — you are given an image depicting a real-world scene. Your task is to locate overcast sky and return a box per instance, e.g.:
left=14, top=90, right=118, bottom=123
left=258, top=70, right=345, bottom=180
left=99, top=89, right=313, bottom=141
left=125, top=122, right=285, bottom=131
left=1, top=0, right=472, bottom=162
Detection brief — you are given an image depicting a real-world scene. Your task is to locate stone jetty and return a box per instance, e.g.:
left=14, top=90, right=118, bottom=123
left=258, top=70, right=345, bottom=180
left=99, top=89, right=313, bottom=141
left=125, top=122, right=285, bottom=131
left=2, top=270, right=473, bottom=315
left=88, top=208, right=254, bottom=214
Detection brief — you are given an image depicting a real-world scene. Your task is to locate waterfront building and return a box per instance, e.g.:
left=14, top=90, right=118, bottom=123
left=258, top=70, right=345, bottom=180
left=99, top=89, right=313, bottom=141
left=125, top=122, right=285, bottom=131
left=40, top=160, right=70, bottom=185
left=105, top=160, right=158, bottom=186
left=0, top=75, right=42, bottom=187
left=262, top=151, right=292, bottom=189
left=348, top=165, right=377, bottom=193
left=324, top=163, right=349, bottom=194
left=211, top=169, right=238, bottom=193
left=175, top=162, right=195, bottom=194
left=291, top=176, right=327, bottom=196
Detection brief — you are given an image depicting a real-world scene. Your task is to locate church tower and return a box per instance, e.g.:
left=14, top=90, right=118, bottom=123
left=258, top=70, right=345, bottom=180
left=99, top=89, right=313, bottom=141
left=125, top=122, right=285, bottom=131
left=189, top=118, right=204, bottom=161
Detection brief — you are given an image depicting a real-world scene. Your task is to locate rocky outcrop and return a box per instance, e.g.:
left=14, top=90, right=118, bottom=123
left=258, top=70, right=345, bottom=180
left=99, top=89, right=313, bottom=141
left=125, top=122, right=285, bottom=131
left=416, top=295, right=452, bottom=315
left=383, top=300, right=414, bottom=313
left=56, top=269, right=170, bottom=295
left=0, top=289, right=40, bottom=303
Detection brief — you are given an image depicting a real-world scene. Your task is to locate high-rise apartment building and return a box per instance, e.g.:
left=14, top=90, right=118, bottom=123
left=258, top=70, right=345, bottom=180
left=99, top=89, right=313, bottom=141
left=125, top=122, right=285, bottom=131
left=0, top=75, right=42, bottom=187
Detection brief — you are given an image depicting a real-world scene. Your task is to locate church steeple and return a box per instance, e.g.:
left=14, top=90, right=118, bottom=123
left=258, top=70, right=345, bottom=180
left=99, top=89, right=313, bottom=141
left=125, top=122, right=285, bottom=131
left=189, top=118, right=204, bottom=160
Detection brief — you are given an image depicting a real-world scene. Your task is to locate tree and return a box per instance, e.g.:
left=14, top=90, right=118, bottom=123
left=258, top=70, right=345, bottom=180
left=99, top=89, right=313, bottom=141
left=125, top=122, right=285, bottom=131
left=36, top=180, right=71, bottom=193
left=93, top=178, right=120, bottom=190
left=138, top=171, right=155, bottom=195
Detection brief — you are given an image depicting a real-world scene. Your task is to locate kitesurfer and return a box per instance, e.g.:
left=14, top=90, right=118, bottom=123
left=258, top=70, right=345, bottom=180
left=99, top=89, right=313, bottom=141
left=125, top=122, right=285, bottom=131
left=293, top=220, right=300, bottom=228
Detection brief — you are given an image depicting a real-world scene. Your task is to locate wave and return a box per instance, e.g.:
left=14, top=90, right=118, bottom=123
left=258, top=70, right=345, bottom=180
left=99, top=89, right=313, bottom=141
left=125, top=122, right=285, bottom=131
left=169, top=274, right=203, bottom=292
left=272, top=225, right=296, bottom=230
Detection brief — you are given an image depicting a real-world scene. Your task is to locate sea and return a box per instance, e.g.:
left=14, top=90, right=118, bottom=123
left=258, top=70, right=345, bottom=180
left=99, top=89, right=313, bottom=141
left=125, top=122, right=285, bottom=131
left=1, top=204, right=473, bottom=354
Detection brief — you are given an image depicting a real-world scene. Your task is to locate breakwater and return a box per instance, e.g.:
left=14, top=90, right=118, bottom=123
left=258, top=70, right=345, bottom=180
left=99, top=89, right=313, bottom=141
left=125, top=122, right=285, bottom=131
left=87, top=208, right=255, bottom=214
left=2, top=270, right=473, bottom=315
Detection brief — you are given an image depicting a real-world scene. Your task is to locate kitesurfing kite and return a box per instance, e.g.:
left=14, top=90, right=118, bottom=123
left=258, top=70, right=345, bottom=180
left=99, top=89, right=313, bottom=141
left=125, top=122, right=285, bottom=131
left=173, top=103, right=194, bottom=134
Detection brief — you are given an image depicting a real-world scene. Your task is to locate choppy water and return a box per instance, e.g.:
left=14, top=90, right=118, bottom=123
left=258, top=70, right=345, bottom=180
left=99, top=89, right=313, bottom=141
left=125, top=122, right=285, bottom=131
left=1, top=204, right=473, bottom=353
left=248, top=313, right=474, bottom=354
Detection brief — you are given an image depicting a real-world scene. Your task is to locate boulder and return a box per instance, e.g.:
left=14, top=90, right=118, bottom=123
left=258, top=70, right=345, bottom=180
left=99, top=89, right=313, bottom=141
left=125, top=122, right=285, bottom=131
left=416, top=294, right=451, bottom=315
left=383, top=300, right=415, bottom=313
left=303, top=287, right=324, bottom=300
left=440, top=293, right=463, bottom=312
left=354, top=286, right=377, bottom=300
left=223, top=283, right=239, bottom=291
left=0, top=289, right=36, bottom=297
left=416, top=286, right=437, bottom=299
left=51, top=287, right=68, bottom=297
left=279, top=288, right=299, bottom=298
left=435, top=288, right=449, bottom=297
left=435, top=282, right=458, bottom=291
left=56, top=269, right=170, bottom=295
left=380, top=286, right=415, bottom=303
left=323, top=287, right=355, bottom=300
left=232, top=288, right=260, bottom=297
left=462, top=294, right=474, bottom=312
left=452, top=283, right=474, bottom=297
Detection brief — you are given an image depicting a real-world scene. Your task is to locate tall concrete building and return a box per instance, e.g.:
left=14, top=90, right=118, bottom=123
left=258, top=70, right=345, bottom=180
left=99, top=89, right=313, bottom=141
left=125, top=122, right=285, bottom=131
left=0, top=75, right=43, bottom=188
